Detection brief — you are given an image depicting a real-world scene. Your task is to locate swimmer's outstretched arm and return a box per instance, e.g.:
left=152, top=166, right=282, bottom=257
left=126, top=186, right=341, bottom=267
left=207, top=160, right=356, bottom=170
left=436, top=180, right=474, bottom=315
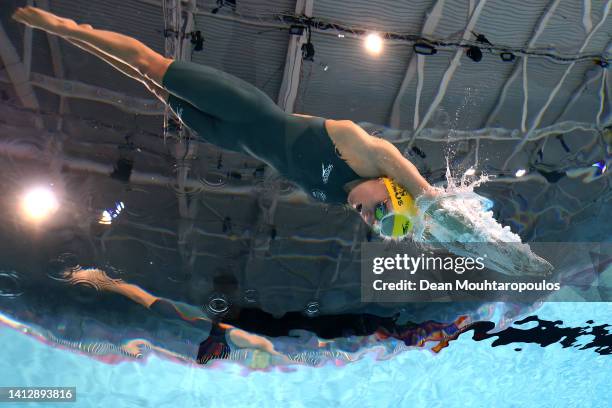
left=328, top=120, right=434, bottom=197
left=372, top=136, right=436, bottom=196
left=63, top=268, right=284, bottom=358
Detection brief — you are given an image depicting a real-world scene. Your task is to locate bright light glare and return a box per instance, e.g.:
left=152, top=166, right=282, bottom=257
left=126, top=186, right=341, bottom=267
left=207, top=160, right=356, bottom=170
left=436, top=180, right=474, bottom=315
left=21, top=187, right=59, bottom=221
left=98, top=201, right=125, bottom=225
left=465, top=168, right=476, bottom=176
left=99, top=210, right=112, bottom=225
left=364, top=33, right=383, bottom=55
left=515, top=169, right=527, bottom=177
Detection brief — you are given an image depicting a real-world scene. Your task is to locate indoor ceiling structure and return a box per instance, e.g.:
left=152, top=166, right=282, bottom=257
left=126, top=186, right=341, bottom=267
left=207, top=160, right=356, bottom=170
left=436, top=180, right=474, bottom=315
left=0, top=0, right=610, bottom=318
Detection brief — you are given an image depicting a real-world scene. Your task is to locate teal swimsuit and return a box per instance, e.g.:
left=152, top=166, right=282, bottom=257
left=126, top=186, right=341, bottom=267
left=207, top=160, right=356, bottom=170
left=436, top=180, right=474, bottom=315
left=162, top=61, right=360, bottom=204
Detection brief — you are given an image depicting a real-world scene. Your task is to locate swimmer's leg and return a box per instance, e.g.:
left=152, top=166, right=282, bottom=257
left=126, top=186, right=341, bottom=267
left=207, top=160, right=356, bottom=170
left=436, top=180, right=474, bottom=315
left=12, top=6, right=172, bottom=86
left=65, top=38, right=168, bottom=103
left=63, top=37, right=222, bottom=140
left=63, top=267, right=158, bottom=308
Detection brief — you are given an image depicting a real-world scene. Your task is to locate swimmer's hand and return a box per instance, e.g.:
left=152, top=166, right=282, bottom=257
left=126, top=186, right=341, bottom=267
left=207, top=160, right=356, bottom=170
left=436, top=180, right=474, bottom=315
left=418, top=186, right=444, bottom=200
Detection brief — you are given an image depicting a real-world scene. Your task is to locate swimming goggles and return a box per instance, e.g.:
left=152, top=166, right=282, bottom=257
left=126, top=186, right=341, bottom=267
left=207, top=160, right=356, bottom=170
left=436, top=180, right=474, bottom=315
left=374, top=200, right=389, bottom=222
left=373, top=200, right=413, bottom=238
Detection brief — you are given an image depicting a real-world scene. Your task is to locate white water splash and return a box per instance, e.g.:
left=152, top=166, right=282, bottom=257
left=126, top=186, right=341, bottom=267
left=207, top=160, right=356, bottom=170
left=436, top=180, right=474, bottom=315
left=410, top=164, right=553, bottom=277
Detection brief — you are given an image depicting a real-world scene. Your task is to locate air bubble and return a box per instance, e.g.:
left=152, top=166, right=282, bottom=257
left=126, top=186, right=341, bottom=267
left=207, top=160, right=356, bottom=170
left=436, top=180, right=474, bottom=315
left=243, top=289, right=259, bottom=304
left=0, top=271, right=23, bottom=298
left=204, top=293, right=230, bottom=317
left=304, top=301, right=320, bottom=317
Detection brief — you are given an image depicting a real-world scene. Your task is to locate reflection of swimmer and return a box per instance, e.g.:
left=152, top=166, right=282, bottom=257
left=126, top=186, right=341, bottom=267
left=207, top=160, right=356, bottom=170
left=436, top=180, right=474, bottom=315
left=63, top=267, right=286, bottom=364
left=13, top=6, right=438, bottom=239
left=376, top=316, right=470, bottom=353
left=63, top=268, right=472, bottom=364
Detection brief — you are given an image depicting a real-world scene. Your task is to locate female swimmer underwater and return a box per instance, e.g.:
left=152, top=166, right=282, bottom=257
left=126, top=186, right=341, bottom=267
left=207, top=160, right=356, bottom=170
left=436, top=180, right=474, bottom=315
left=13, top=6, right=437, bottom=238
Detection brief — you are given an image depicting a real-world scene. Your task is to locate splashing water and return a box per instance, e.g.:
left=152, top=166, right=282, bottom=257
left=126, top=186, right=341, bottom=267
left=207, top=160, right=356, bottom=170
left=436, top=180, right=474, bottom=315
left=410, top=164, right=553, bottom=277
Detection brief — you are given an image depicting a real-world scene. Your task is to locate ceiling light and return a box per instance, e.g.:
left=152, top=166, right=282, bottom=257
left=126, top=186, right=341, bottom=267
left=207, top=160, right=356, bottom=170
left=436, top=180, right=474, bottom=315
left=515, top=169, right=526, bottom=177
left=98, top=201, right=125, bottom=225
left=21, top=187, right=59, bottom=222
left=464, top=167, right=476, bottom=176
left=364, top=33, right=383, bottom=55
left=592, top=160, right=607, bottom=174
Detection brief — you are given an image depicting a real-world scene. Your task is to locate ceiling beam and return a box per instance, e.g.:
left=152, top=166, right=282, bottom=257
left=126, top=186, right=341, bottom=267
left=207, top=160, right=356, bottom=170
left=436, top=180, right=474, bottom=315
left=23, top=0, right=34, bottom=79
left=389, top=0, right=445, bottom=129
left=484, top=0, right=561, bottom=129
left=502, top=0, right=611, bottom=169
left=0, top=70, right=164, bottom=115
left=277, top=0, right=313, bottom=112
left=414, top=0, right=487, bottom=135
left=0, top=122, right=254, bottom=196
left=555, top=41, right=612, bottom=125
left=0, top=20, right=41, bottom=114
left=36, top=0, right=71, bottom=129
left=356, top=119, right=607, bottom=143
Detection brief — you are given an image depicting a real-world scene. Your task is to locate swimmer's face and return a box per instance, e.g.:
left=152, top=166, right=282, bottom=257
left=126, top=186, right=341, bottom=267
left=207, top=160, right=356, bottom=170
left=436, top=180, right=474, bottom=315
left=347, top=178, right=392, bottom=227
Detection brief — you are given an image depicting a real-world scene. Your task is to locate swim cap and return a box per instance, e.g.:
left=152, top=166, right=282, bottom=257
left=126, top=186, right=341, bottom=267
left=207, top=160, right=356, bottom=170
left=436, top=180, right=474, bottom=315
left=379, top=177, right=418, bottom=238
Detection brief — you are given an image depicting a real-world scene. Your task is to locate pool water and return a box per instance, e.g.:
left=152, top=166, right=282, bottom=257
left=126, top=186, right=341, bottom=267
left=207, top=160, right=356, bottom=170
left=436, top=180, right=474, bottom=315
left=1, top=302, right=610, bottom=407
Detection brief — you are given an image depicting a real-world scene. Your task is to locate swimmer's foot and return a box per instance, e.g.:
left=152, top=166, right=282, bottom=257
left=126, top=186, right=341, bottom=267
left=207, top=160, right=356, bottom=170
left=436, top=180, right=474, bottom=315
left=12, top=6, right=78, bottom=36
left=62, top=267, right=122, bottom=292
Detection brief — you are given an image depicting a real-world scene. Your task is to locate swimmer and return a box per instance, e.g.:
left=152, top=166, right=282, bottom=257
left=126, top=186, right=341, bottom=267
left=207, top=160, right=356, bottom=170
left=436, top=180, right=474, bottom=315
left=62, top=267, right=471, bottom=363
left=62, top=267, right=289, bottom=364
left=12, top=6, right=439, bottom=238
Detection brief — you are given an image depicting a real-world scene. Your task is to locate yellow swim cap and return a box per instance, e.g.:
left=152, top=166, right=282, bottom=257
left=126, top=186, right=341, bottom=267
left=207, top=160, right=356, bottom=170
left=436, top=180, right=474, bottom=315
left=379, top=177, right=418, bottom=237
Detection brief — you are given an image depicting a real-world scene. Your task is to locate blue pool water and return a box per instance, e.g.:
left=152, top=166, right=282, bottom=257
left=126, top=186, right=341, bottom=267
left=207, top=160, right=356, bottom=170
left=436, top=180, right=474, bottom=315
left=1, top=302, right=610, bottom=408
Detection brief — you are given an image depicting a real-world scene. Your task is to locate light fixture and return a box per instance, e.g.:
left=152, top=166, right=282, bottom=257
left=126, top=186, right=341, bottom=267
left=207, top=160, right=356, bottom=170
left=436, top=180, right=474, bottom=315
left=98, top=202, right=125, bottom=225
left=592, top=160, right=607, bottom=174
left=289, top=25, right=305, bottom=36
left=190, top=31, right=204, bottom=51
left=364, top=33, right=383, bottom=55
left=466, top=46, right=482, bottom=62
left=337, top=33, right=345, bottom=38
left=515, top=169, right=526, bottom=177
left=21, top=186, right=59, bottom=222
left=472, top=31, right=493, bottom=45
left=302, top=41, right=315, bottom=60
left=211, top=0, right=236, bottom=14
left=301, top=26, right=315, bottom=61
left=110, top=157, right=134, bottom=182
left=465, top=167, right=476, bottom=176
left=413, top=42, right=437, bottom=55
left=500, top=52, right=516, bottom=62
